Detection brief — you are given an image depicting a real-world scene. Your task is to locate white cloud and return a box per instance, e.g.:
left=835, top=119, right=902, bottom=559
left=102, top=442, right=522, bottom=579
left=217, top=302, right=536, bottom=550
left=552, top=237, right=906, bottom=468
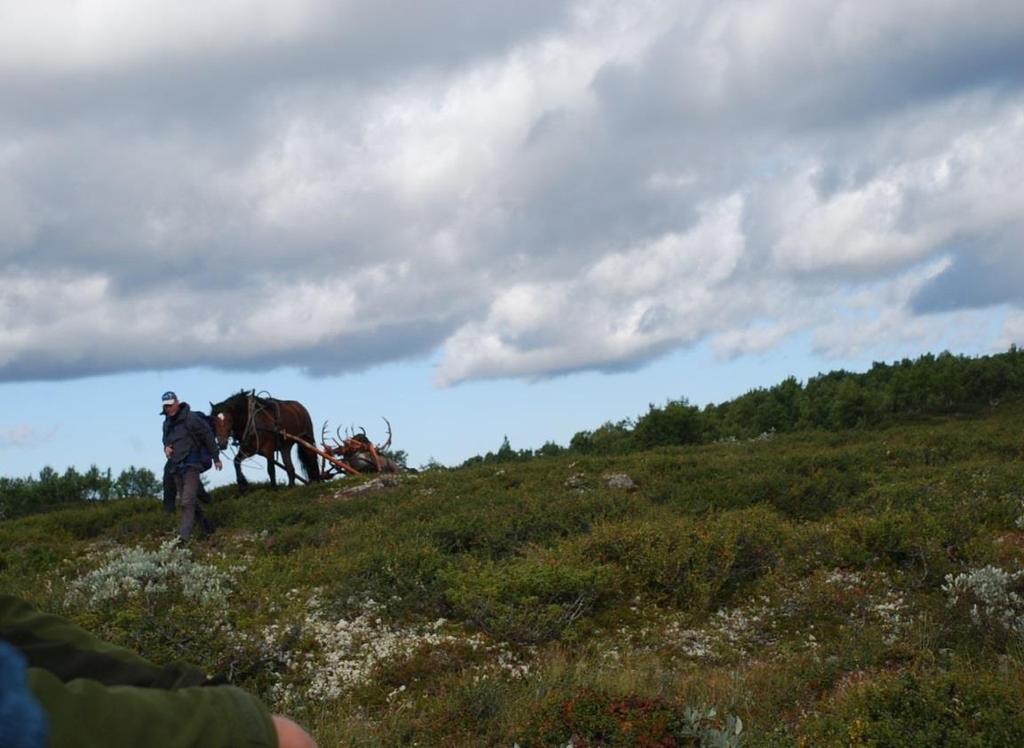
left=1000, top=312, right=1024, bottom=351
left=711, top=323, right=800, bottom=360
left=0, top=0, right=1022, bottom=384
left=0, top=422, right=57, bottom=448
left=435, top=195, right=746, bottom=384
left=0, top=1, right=321, bottom=74
left=754, top=101, right=1024, bottom=277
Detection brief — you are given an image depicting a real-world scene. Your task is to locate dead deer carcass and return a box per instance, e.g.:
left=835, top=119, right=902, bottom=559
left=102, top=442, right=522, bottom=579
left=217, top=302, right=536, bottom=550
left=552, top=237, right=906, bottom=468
left=320, top=418, right=401, bottom=477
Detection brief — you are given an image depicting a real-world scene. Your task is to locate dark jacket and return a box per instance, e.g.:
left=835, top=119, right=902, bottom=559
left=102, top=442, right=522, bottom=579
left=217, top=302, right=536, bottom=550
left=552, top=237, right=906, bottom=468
left=163, top=402, right=219, bottom=471
left=0, top=595, right=276, bottom=747
left=0, top=640, right=46, bottom=747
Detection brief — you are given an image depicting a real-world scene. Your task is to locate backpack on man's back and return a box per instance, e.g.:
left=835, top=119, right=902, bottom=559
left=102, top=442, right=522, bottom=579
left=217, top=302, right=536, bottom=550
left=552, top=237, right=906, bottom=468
left=187, top=411, right=217, bottom=473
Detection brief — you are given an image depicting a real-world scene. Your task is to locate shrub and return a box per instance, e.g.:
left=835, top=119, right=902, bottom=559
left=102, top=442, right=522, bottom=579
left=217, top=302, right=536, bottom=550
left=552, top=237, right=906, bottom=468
left=429, top=507, right=520, bottom=558
left=59, top=540, right=246, bottom=672
left=768, top=457, right=869, bottom=520
left=66, top=539, right=238, bottom=608
left=266, top=524, right=331, bottom=554
left=802, top=510, right=953, bottom=583
left=943, top=564, right=1024, bottom=643
left=333, top=541, right=450, bottom=618
left=443, top=552, right=614, bottom=643
left=516, top=687, right=743, bottom=747
left=573, top=518, right=706, bottom=606
left=799, top=670, right=1024, bottom=747
left=575, top=508, right=786, bottom=612
left=856, top=510, right=953, bottom=584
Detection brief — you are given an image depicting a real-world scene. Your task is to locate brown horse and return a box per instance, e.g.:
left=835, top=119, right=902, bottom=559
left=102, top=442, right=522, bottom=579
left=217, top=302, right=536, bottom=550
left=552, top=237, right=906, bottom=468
left=209, top=390, right=320, bottom=492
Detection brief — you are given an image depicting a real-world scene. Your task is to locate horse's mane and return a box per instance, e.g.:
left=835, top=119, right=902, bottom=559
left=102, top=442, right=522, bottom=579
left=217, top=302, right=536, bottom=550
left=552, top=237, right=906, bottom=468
left=213, top=390, right=289, bottom=423
left=212, top=390, right=251, bottom=416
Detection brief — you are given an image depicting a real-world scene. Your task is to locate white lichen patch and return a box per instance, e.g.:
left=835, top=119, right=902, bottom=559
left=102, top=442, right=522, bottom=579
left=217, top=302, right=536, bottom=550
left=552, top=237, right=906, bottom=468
left=662, top=598, right=777, bottom=661
left=943, top=564, right=1024, bottom=637
left=66, top=539, right=242, bottom=607
left=817, top=569, right=910, bottom=646
left=257, top=592, right=533, bottom=707
left=606, top=597, right=778, bottom=664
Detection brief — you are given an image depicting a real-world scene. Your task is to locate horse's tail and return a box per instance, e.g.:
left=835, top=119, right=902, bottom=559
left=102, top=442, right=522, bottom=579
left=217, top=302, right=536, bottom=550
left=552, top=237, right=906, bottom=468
left=298, top=438, right=321, bottom=483
left=293, top=404, right=321, bottom=483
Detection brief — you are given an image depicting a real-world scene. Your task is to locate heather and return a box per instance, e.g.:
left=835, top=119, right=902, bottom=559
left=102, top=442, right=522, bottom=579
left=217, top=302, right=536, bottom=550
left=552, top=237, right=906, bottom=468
left=4, top=394, right=1024, bottom=744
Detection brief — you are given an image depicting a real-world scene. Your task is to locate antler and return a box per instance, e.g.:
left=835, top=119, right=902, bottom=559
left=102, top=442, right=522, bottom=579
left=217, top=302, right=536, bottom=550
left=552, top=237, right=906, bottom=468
left=379, top=417, right=393, bottom=452
left=320, top=420, right=347, bottom=459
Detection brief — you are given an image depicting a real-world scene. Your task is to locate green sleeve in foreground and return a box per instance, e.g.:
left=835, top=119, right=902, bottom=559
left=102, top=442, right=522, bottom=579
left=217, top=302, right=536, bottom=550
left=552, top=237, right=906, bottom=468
left=0, top=594, right=206, bottom=688
left=28, top=667, right=278, bottom=748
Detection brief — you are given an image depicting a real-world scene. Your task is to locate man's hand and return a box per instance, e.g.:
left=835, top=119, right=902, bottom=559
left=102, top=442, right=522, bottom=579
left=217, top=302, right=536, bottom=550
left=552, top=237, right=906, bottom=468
left=214, top=459, right=223, bottom=471
left=272, top=715, right=317, bottom=748
left=164, top=445, right=173, bottom=458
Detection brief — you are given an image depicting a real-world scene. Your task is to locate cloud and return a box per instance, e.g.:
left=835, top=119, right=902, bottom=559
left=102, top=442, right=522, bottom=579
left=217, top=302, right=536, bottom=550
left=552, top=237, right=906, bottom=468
left=436, top=193, right=747, bottom=384
left=1000, top=311, right=1024, bottom=350
left=0, top=422, right=58, bottom=448
left=1, top=1, right=1023, bottom=384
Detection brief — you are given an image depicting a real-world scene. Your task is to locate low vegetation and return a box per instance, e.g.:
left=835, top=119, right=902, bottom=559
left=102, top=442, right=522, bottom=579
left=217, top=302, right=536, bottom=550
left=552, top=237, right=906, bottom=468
left=4, top=355, right=1024, bottom=744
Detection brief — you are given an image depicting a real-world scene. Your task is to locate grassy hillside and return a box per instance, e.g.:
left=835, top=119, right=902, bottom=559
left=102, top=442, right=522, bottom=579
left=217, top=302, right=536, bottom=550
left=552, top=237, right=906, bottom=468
left=4, top=401, right=1024, bottom=745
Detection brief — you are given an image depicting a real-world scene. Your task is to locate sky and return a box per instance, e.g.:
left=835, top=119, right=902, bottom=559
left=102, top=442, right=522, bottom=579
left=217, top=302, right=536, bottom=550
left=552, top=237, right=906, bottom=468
left=1, top=0, right=1023, bottom=487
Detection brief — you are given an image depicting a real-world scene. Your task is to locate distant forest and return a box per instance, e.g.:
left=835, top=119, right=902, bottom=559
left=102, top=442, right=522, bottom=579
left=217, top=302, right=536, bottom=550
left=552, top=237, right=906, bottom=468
left=464, top=347, right=1024, bottom=465
left=0, top=465, right=160, bottom=520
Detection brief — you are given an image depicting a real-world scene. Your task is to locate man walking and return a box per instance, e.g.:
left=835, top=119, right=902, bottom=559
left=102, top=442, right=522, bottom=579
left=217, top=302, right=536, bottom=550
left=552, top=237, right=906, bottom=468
left=161, top=391, right=222, bottom=542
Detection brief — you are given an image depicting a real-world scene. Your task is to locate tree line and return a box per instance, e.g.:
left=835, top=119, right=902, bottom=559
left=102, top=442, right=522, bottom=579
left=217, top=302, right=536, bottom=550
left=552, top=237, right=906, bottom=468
left=464, top=347, right=1024, bottom=464
left=6, top=347, right=1023, bottom=508
left=0, top=465, right=160, bottom=520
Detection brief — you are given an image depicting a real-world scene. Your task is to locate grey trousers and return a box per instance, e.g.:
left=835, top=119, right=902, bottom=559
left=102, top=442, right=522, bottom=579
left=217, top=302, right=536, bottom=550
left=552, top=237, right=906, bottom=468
left=164, top=460, right=211, bottom=514
left=172, top=468, right=208, bottom=540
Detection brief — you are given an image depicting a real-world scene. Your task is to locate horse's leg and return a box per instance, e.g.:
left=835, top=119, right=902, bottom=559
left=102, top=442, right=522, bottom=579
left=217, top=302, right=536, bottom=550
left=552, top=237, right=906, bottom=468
left=265, top=444, right=278, bottom=489
left=281, top=441, right=298, bottom=487
left=234, top=451, right=249, bottom=493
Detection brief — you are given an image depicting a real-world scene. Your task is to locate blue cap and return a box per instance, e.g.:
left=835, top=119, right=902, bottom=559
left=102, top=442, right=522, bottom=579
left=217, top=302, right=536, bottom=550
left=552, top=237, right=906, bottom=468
left=161, top=391, right=178, bottom=406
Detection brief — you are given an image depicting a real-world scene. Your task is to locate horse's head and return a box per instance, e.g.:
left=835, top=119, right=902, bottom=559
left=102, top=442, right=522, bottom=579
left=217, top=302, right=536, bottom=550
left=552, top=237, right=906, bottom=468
left=209, top=399, right=237, bottom=450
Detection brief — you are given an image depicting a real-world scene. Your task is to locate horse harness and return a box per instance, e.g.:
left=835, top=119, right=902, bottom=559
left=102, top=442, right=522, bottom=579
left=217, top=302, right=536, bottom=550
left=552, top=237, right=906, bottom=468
left=239, top=392, right=285, bottom=454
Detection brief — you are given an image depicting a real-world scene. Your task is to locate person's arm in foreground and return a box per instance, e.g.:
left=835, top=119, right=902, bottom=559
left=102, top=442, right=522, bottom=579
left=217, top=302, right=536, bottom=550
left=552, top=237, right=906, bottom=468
left=1, top=594, right=205, bottom=688
left=3, top=596, right=316, bottom=747
left=26, top=671, right=317, bottom=747
left=28, top=667, right=278, bottom=747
